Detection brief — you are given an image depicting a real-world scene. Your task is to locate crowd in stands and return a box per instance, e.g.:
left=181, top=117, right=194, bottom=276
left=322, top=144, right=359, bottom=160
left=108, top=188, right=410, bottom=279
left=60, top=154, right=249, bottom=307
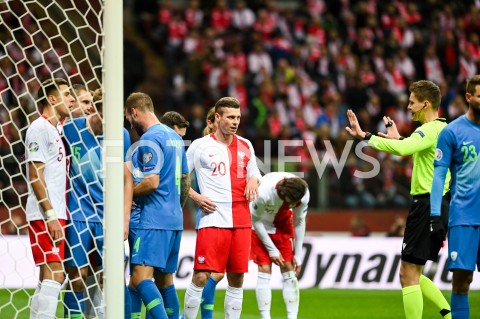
left=131, top=0, right=479, bottom=208
left=1, top=1, right=480, bottom=228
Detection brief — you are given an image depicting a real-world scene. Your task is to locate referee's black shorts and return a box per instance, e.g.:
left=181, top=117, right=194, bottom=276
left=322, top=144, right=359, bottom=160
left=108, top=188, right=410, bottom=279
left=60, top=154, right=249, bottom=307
left=401, top=193, right=449, bottom=265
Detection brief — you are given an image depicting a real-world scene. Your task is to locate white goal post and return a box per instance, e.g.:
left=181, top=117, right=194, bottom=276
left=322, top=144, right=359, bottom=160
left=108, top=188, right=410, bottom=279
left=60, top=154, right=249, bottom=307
left=0, top=0, right=124, bottom=317
left=103, top=0, right=124, bottom=318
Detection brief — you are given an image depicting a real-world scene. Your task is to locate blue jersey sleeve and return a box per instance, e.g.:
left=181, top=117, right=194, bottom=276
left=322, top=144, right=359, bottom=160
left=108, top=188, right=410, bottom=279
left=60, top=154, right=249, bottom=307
left=434, top=129, right=455, bottom=168
left=138, top=134, right=164, bottom=175
left=123, top=128, right=131, bottom=162
left=430, top=166, right=448, bottom=217
left=181, top=144, right=188, bottom=174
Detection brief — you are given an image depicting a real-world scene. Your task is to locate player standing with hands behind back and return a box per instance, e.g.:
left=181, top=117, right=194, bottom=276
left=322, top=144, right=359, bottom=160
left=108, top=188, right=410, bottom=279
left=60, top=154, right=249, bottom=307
left=25, top=78, right=74, bottom=318
left=183, top=97, right=262, bottom=319
left=430, top=75, right=480, bottom=319
left=250, top=172, right=309, bottom=319
left=346, top=80, right=451, bottom=319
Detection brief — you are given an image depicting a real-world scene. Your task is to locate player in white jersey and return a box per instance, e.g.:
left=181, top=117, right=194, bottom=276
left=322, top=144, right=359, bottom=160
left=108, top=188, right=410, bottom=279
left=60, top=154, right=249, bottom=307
left=25, top=78, right=74, bottom=319
left=183, top=97, right=262, bottom=319
left=250, top=172, right=309, bottom=319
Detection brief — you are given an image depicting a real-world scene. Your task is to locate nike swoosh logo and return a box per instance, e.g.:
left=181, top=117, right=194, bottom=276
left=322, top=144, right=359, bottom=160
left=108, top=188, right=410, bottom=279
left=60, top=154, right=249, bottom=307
left=209, top=154, right=216, bottom=157
left=462, top=141, right=473, bottom=145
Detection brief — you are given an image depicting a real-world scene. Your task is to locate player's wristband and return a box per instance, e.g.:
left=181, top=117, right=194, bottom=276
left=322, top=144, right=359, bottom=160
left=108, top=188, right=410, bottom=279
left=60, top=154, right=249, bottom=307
left=363, top=132, right=373, bottom=140
left=44, top=209, right=57, bottom=222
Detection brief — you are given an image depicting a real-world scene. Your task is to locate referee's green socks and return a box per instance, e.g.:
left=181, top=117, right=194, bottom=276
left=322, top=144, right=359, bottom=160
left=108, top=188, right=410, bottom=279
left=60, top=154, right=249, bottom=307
left=402, top=285, right=423, bottom=319
left=419, top=275, right=451, bottom=318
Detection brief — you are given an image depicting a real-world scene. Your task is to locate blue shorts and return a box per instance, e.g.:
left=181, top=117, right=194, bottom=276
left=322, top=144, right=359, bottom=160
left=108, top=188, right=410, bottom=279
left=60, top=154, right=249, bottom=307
left=127, top=227, right=139, bottom=273
left=130, top=229, right=182, bottom=273
left=65, top=220, right=103, bottom=268
left=448, top=225, right=480, bottom=272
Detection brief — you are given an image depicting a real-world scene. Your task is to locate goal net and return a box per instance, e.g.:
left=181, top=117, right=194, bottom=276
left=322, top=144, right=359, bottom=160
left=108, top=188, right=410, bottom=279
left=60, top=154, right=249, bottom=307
left=0, top=0, right=123, bottom=318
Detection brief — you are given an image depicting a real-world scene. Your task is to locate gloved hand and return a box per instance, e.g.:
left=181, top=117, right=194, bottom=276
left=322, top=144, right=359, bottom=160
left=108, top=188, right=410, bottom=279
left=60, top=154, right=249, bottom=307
left=430, top=215, right=446, bottom=244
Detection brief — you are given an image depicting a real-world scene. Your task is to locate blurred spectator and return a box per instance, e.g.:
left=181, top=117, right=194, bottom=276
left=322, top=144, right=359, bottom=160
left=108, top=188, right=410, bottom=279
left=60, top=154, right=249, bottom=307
left=1, top=214, right=27, bottom=236
left=386, top=215, right=406, bottom=237
left=350, top=215, right=371, bottom=237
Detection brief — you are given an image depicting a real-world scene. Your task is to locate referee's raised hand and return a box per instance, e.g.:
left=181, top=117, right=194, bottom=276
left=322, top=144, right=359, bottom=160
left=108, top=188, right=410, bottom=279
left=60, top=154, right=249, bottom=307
left=378, top=116, right=402, bottom=140
left=345, top=109, right=366, bottom=139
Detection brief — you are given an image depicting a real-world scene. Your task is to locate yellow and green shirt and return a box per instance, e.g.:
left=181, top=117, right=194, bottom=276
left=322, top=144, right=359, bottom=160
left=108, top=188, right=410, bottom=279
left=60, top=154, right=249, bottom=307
left=368, top=119, right=450, bottom=196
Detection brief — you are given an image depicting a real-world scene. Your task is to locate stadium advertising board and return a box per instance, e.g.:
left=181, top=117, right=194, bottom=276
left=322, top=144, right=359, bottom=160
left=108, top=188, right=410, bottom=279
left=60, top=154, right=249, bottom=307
left=1, top=234, right=474, bottom=290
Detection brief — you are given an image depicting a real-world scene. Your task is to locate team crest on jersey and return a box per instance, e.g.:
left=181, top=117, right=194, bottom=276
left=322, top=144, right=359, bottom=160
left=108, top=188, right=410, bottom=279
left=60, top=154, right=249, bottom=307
left=435, top=148, right=443, bottom=161
left=51, top=247, right=60, bottom=255
left=28, top=142, right=39, bottom=153
left=450, top=251, right=458, bottom=261
left=197, top=256, right=205, bottom=264
left=143, top=152, right=153, bottom=164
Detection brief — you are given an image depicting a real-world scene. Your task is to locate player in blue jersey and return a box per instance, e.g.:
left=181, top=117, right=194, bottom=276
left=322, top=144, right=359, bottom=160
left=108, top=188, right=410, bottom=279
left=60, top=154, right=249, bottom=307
left=430, top=74, right=480, bottom=319
left=124, top=127, right=133, bottom=319
left=124, top=92, right=190, bottom=319
left=63, top=88, right=106, bottom=318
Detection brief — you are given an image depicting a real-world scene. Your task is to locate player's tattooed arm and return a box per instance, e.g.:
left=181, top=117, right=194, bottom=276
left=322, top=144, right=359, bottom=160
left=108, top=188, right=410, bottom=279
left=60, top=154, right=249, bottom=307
left=180, top=173, right=190, bottom=208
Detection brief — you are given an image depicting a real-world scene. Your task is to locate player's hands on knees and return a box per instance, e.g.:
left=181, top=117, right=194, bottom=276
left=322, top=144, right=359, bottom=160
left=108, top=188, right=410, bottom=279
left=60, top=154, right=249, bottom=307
left=47, top=219, right=65, bottom=246
left=377, top=116, right=401, bottom=140
left=429, top=215, right=446, bottom=244
left=293, top=257, right=302, bottom=277
left=271, top=254, right=285, bottom=267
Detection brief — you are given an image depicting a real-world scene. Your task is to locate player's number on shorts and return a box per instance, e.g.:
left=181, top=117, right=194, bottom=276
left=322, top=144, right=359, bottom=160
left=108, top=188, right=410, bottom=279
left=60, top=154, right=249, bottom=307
left=175, top=155, right=181, bottom=195
left=461, top=145, right=478, bottom=162
left=133, top=237, right=140, bottom=253
left=211, top=161, right=226, bottom=176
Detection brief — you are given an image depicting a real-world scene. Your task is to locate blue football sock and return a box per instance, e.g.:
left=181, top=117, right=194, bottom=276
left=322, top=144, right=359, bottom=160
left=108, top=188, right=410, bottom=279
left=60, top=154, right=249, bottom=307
left=160, top=284, right=179, bottom=319
left=129, top=286, right=143, bottom=319
left=201, top=276, right=219, bottom=319
left=137, top=279, right=168, bottom=319
left=124, top=285, right=132, bottom=319
left=451, top=292, right=469, bottom=319
left=64, top=290, right=85, bottom=318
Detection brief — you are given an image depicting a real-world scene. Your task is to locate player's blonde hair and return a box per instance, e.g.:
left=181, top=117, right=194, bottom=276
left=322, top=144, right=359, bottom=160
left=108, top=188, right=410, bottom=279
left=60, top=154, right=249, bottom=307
left=203, top=106, right=216, bottom=136
left=124, top=92, right=154, bottom=114
left=409, top=80, right=441, bottom=109
left=277, top=177, right=308, bottom=203
left=466, top=75, right=480, bottom=95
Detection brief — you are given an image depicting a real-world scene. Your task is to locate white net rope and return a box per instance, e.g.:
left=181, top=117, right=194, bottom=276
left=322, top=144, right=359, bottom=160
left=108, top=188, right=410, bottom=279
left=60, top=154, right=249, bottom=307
left=0, top=0, right=103, bottom=318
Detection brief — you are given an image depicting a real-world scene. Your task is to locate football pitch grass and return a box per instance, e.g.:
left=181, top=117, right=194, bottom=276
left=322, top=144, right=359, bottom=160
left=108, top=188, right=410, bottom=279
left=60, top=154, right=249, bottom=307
left=1, top=288, right=479, bottom=318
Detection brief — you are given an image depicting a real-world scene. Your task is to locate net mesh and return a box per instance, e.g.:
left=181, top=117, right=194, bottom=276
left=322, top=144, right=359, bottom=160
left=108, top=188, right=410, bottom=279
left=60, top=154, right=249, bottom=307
left=0, top=0, right=103, bottom=317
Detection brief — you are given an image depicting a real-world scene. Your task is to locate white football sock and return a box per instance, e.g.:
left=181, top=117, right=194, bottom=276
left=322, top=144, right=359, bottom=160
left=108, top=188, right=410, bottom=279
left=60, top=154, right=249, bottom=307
left=37, top=279, right=62, bottom=319
left=29, top=282, right=42, bottom=319
left=84, top=274, right=98, bottom=319
left=183, top=282, right=203, bottom=319
left=92, top=285, right=105, bottom=319
left=282, top=271, right=299, bottom=319
left=256, top=272, right=272, bottom=319
left=225, top=286, right=243, bottom=319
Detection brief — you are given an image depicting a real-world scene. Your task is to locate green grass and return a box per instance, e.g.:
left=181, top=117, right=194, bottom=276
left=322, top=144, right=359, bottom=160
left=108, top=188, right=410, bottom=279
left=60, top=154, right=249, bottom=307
left=1, top=288, right=479, bottom=318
